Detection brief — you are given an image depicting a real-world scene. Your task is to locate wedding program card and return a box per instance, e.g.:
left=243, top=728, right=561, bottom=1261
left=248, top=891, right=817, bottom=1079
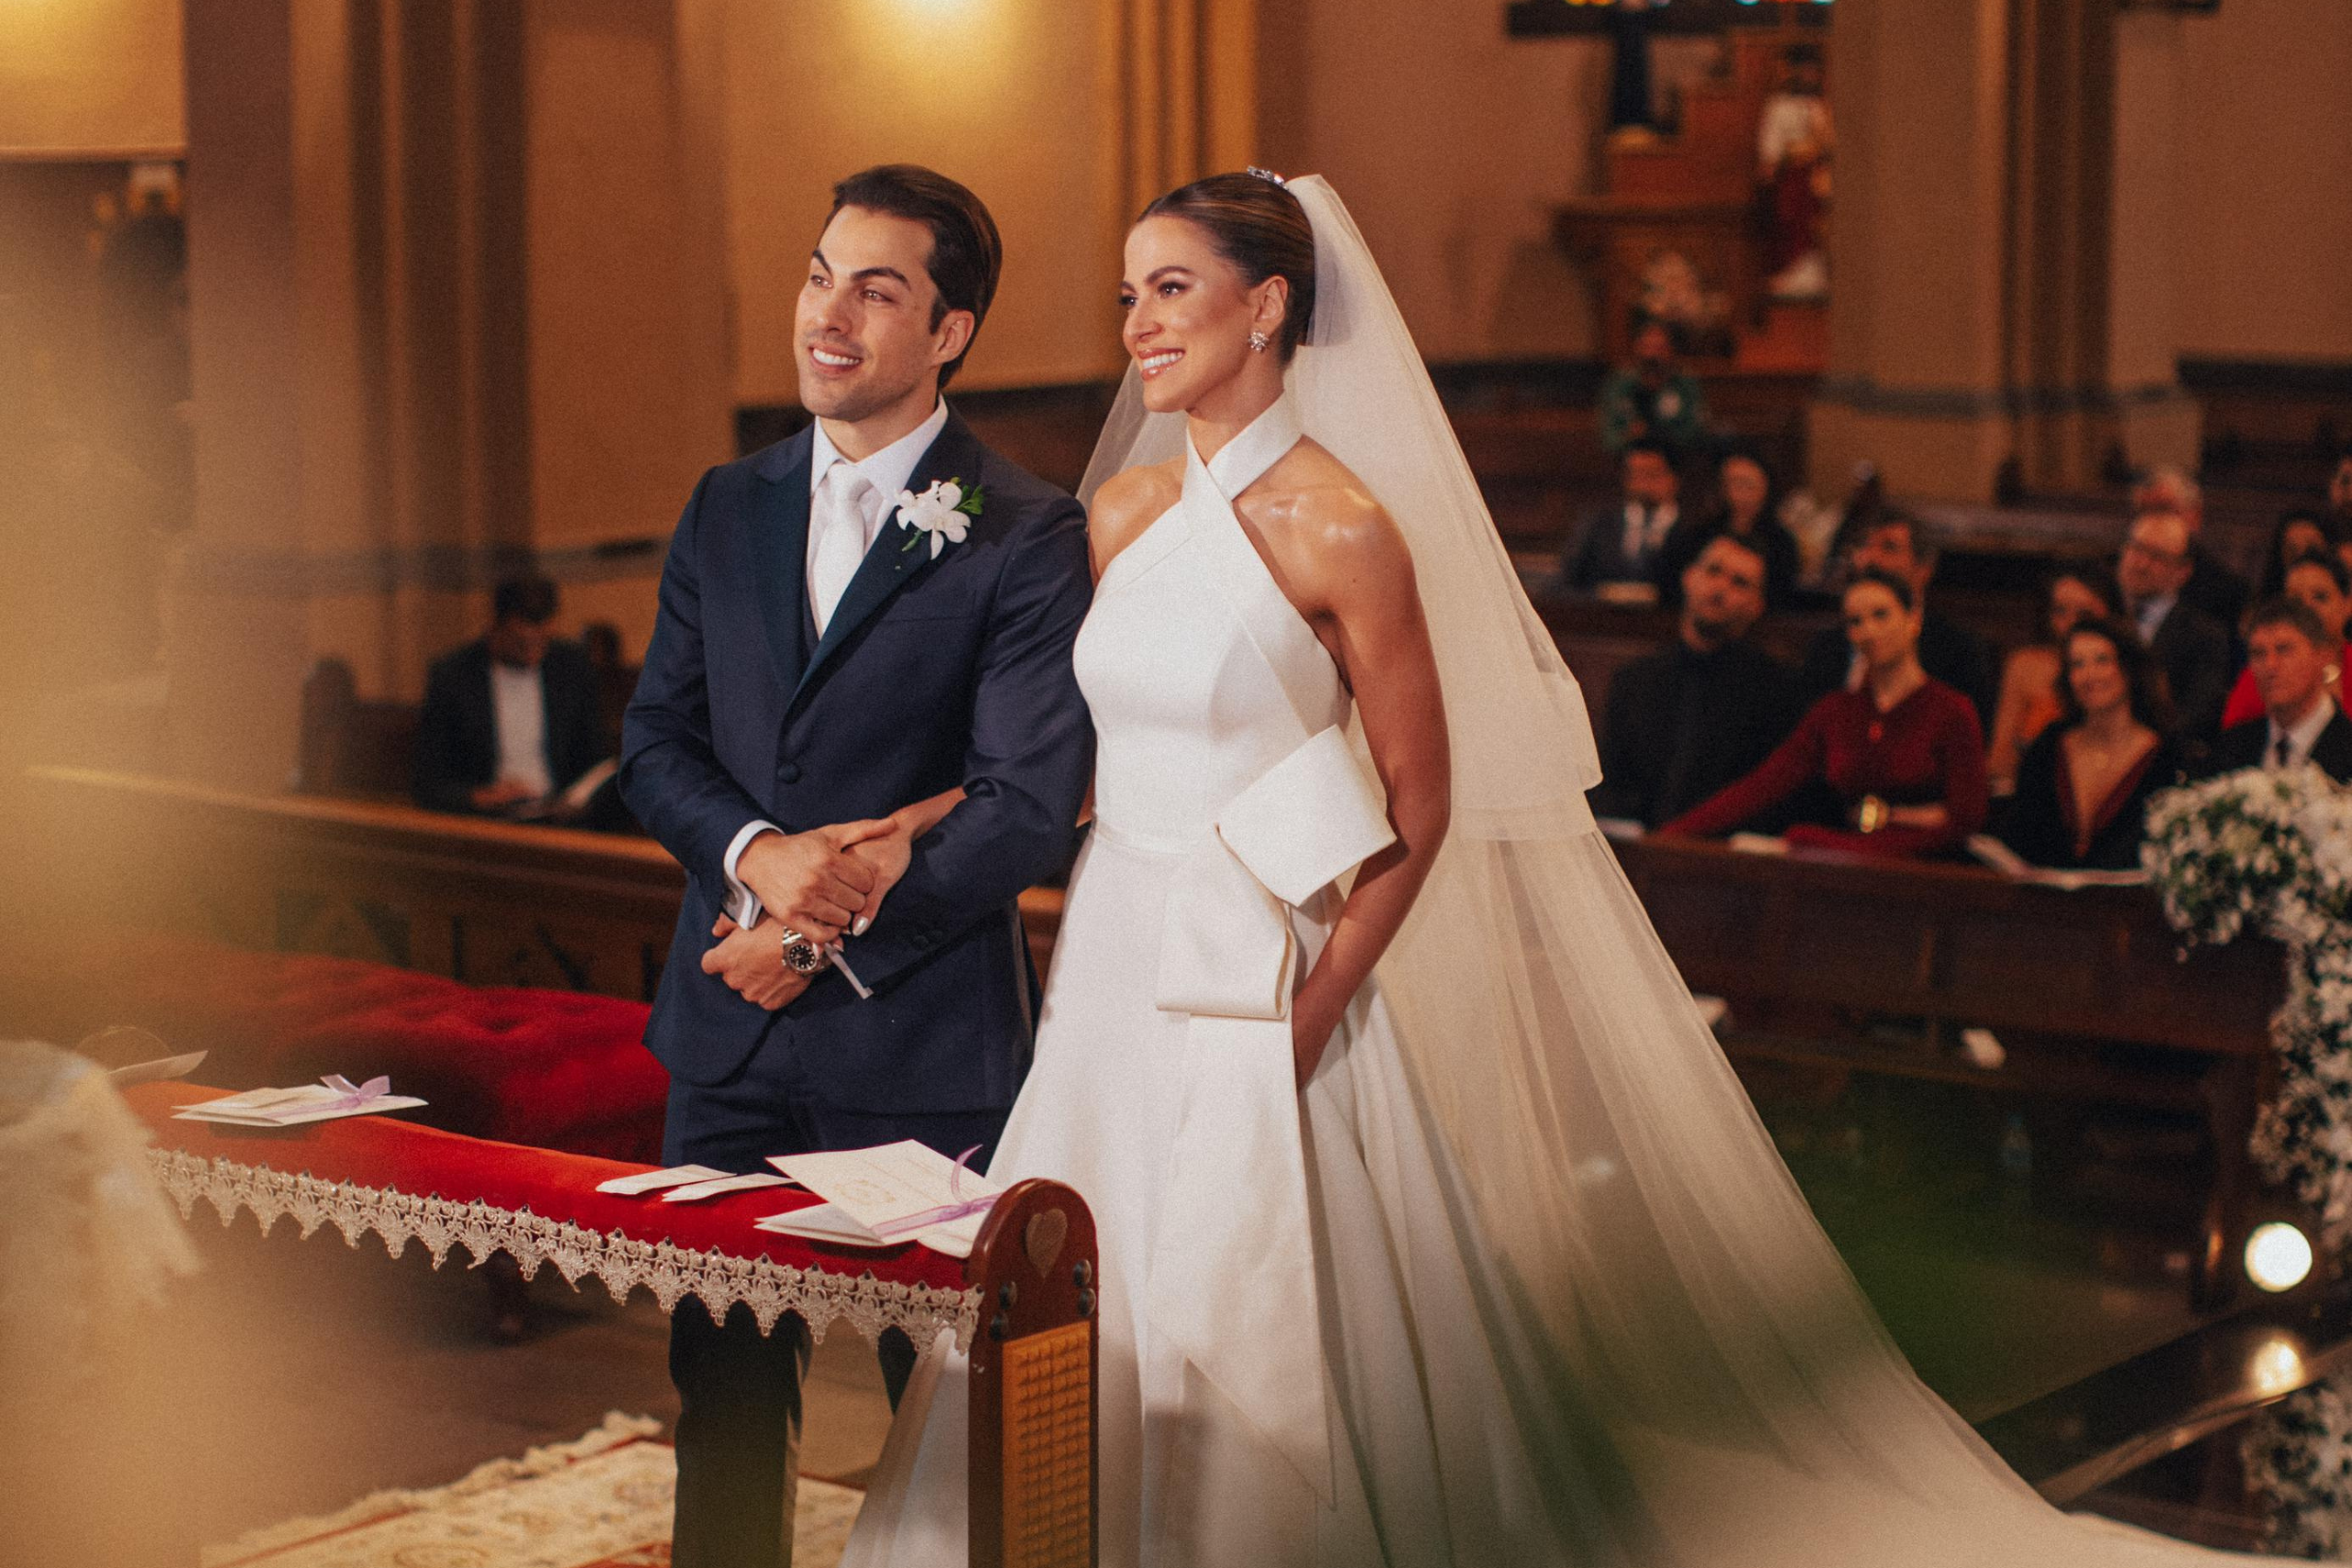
left=766, top=1140, right=1002, bottom=1258
left=754, top=1203, right=899, bottom=1251
left=175, top=1078, right=424, bottom=1127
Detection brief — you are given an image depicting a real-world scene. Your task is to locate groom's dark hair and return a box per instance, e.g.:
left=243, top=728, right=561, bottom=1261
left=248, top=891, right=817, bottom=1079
left=830, top=164, right=1002, bottom=388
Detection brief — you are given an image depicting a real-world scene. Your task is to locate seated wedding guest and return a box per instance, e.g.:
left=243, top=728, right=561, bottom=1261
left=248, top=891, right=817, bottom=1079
left=2117, top=508, right=2234, bottom=744
left=1657, top=441, right=1804, bottom=609
left=1598, top=315, right=1709, bottom=463
left=1560, top=436, right=1681, bottom=599
left=2254, top=508, right=2347, bottom=599
left=1992, top=617, right=2185, bottom=872
left=1797, top=509, right=1998, bottom=725
left=1589, top=536, right=1802, bottom=828
left=2220, top=551, right=2350, bottom=729
left=1985, top=568, right=2116, bottom=792
left=413, top=575, right=612, bottom=818
left=2134, top=465, right=2248, bottom=633
left=2200, top=596, right=2352, bottom=784
left=2327, top=443, right=2352, bottom=536
left=1660, top=569, right=1989, bottom=859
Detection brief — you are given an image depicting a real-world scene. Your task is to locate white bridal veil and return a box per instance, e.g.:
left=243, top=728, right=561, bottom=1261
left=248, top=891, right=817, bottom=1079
left=1082, top=175, right=2262, bottom=1564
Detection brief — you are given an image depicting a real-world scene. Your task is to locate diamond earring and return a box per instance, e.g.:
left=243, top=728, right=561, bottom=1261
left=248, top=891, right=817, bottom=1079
left=1249, top=331, right=1270, bottom=354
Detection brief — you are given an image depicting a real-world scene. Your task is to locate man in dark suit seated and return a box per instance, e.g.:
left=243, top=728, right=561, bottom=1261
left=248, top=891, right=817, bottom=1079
left=413, top=575, right=614, bottom=819
left=2135, top=466, right=2249, bottom=634
left=2199, top=596, right=2352, bottom=784
left=1797, top=509, right=1998, bottom=726
left=1559, top=437, right=1683, bottom=601
left=2118, top=508, right=2234, bottom=747
left=1590, top=535, right=1801, bottom=828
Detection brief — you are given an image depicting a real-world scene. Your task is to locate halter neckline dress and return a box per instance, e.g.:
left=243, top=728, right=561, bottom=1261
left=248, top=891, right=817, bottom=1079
left=841, top=396, right=1592, bottom=1566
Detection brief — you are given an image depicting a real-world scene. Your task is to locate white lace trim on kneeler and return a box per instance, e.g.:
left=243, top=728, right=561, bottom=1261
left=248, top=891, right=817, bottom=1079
left=149, top=1147, right=980, bottom=1348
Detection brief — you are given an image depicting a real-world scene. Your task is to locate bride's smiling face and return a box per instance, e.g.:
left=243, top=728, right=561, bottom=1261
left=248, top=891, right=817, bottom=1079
left=1120, top=215, right=1284, bottom=415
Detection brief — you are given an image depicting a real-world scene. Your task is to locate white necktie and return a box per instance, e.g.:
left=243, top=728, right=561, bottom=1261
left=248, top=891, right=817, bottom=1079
left=810, top=465, right=878, bottom=637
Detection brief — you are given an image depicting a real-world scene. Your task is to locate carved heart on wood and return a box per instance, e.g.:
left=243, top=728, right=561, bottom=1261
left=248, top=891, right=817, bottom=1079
left=1024, top=1208, right=1068, bottom=1275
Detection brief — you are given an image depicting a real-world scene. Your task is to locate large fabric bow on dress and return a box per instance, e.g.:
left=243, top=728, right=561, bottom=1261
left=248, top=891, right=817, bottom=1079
left=1147, top=703, right=1395, bottom=1496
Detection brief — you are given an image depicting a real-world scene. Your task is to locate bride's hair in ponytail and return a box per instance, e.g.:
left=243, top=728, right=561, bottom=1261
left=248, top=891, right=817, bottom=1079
left=1140, top=173, right=1317, bottom=360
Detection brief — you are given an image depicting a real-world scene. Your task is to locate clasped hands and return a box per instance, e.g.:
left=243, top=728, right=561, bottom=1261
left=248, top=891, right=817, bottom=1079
left=700, top=817, right=913, bottom=1010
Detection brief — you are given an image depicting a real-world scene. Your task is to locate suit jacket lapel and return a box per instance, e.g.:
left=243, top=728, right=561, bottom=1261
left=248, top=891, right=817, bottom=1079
left=2319, top=711, right=2352, bottom=783
left=791, top=412, right=984, bottom=709
left=749, top=430, right=816, bottom=700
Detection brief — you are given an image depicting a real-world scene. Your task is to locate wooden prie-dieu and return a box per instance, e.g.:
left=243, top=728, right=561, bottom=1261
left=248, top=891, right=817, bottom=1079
left=124, top=1083, right=1100, bottom=1567
left=967, top=1179, right=1102, bottom=1568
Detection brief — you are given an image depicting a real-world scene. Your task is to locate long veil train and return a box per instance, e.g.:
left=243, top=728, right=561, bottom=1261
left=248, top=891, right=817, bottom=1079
left=1079, top=175, right=2265, bottom=1563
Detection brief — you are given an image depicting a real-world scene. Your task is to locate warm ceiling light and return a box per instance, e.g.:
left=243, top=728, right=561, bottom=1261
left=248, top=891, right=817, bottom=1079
left=2245, top=1221, right=2316, bottom=1294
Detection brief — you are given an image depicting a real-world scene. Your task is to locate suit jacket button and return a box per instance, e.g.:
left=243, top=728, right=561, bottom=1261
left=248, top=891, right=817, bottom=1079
left=777, top=762, right=802, bottom=784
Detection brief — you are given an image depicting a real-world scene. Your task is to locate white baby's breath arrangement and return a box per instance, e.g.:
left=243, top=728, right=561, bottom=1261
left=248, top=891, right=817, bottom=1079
left=2144, top=764, right=2352, bottom=1555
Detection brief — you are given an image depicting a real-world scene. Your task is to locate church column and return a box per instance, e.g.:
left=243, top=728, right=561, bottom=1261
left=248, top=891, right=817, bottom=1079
left=1806, top=0, right=2199, bottom=503
left=166, top=0, right=352, bottom=789
left=1804, top=0, right=2019, bottom=505
left=1114, top=0, right=1260, bottom=219
left=2003, top=0, right=2200, bottom=491
left=167, top=0, right=729, bottom=790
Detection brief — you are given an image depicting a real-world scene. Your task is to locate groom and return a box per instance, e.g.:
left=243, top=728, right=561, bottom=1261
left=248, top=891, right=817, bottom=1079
left=619, top=164, right=1095, bottom=1567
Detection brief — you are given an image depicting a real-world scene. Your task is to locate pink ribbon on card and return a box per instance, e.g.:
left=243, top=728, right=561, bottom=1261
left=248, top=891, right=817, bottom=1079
left=867, top=1144, right=1000, bottom=1241
left=314, top=1074, right=391, bottom=1112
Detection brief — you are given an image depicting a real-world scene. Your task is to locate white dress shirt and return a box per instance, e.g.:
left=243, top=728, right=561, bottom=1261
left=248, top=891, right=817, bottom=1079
left=804, top=399, right=949, bottom=634
left=2267, top=693, right=2338, bottom=771
left=717, top=400, right=950, bottom=994
left=490, top=660, right=553, bottom=797
left=2132, top=591, right=2178, bottom=648
left=1619, top=500, right=1678, bottom=569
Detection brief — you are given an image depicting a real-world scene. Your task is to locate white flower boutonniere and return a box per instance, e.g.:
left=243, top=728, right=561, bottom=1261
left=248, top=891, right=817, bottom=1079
left=895, top=478, right=985, bottom=560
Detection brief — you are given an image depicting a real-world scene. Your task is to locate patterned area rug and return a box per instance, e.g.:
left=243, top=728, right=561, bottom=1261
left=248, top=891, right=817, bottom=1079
left=200, top=1413, right=865, bottom=1567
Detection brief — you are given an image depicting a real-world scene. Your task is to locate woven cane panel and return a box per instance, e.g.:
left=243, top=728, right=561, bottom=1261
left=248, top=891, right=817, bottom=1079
left=1001, top=1320, right=1092, bottom=1568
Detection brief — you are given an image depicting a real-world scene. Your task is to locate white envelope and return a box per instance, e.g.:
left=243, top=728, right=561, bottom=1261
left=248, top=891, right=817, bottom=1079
left=595, top=1164, right=731, bottom=1196
left=660, top=1172, right=793, bottom=1203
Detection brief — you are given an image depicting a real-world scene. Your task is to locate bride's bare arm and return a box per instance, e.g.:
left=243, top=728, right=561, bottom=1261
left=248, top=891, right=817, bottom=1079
left=1263, top=483, right=1452, bottom=1089
left=838, top=786, right=966, bottom=933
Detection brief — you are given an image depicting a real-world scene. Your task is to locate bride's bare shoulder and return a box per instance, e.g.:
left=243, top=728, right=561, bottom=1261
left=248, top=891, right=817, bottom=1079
left=1254, top=439, right=1414, bottom=590
left=1088, top=458, right=1183, bottom=575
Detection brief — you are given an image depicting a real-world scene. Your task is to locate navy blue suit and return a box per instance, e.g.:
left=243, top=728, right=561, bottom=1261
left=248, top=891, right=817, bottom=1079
left=620, top=411, right=1092, bottom=1567
left=623, top=410, right=1093, bottom=1122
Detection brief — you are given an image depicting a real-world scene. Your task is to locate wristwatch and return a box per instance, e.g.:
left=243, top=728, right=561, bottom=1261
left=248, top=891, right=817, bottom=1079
left=1855, top=795, right=1890, bottom=835
left=777, top=926, right=827, bottom=976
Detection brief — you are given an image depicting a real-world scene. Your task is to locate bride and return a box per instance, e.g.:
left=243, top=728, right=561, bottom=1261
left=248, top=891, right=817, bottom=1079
left=842, top=173, right=2270, bottom=1565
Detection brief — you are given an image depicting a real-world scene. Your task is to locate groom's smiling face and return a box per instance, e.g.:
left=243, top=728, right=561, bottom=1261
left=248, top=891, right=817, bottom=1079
left=797, top=205, right=971, bottom=434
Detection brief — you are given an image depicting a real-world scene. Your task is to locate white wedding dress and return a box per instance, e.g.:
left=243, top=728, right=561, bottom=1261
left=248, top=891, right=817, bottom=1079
left=844, top=179, right=2270, bottom=1566
left=843, top=402, right=1605, bottom=1567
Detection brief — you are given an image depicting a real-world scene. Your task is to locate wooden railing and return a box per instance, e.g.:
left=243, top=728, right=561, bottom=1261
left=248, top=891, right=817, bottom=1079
left=9, top=768, right=2286, bottom=1308
left=1611, top=834, right=2285, bottom=1306
left=8, top=766, right=1063, bottom=1007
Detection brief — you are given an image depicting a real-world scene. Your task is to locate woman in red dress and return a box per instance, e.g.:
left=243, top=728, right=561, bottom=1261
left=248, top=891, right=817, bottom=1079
left=1659, top=568, right=1987, bottom=857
